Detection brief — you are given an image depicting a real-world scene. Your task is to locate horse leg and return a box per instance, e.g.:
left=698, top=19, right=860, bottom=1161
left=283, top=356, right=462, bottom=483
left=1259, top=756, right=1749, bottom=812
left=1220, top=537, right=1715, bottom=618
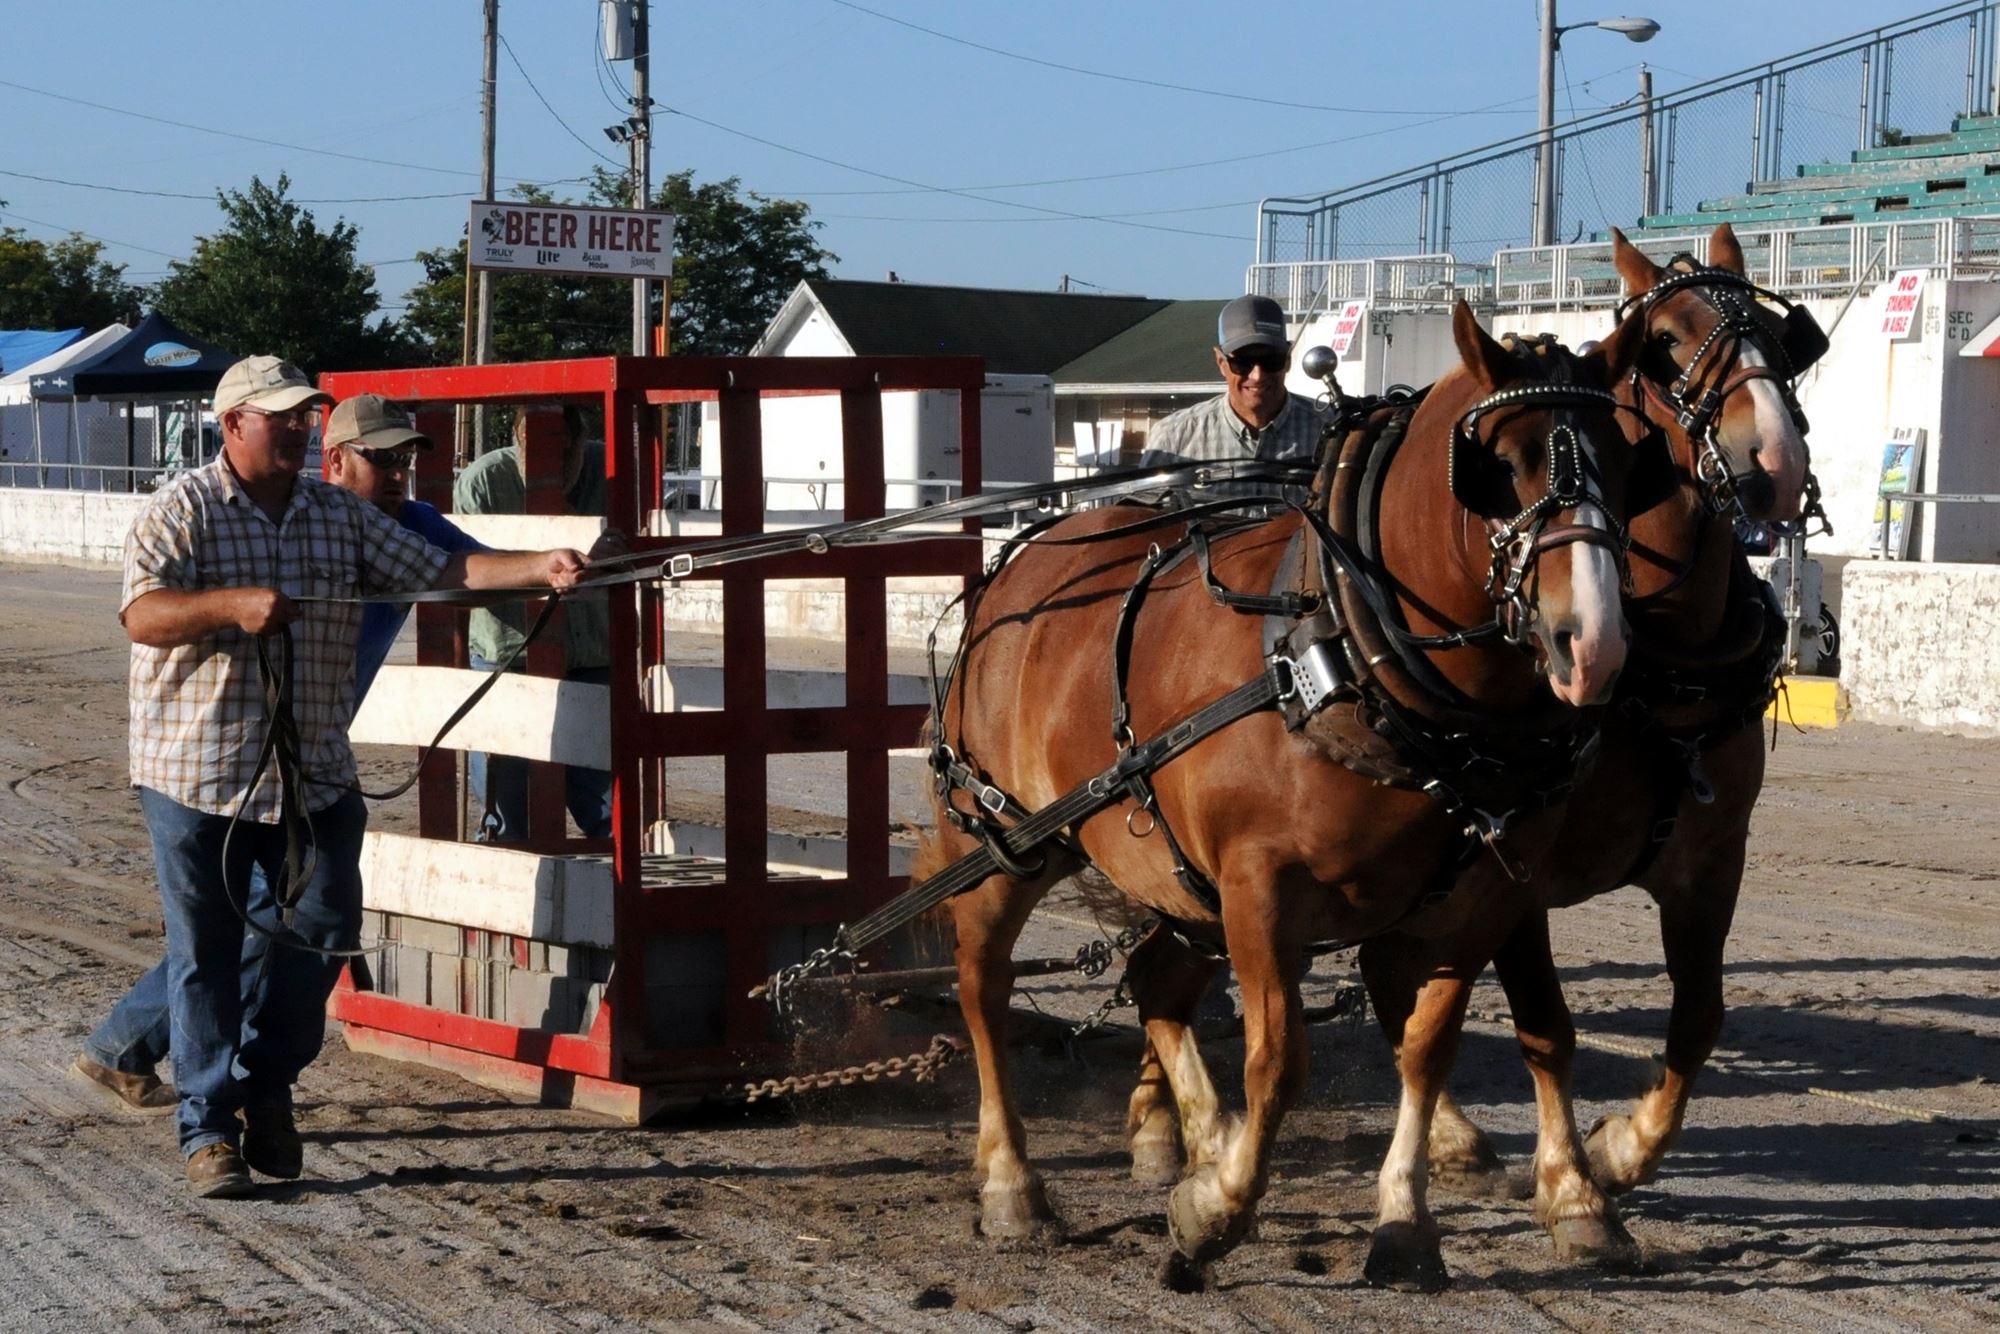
left=1123, top=929, right=1226, bottom=1185
left=1164, top=907, right=1305, bottom=1268
left=942, top=843, right=1066, bottom=1243
left=1363, top=946, right=1475, bottom=1293
left=1586, top=853, right=1742, bottom=1193
left=1359, top=939, right=1513, bottom=1196
left=1493, top=910, right=1637, bottom=1267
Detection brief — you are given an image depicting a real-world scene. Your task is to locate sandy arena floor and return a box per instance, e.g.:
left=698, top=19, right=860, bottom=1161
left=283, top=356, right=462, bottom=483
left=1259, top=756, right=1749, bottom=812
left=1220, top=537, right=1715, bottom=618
left=1, top=561, right=1995, bottom=1331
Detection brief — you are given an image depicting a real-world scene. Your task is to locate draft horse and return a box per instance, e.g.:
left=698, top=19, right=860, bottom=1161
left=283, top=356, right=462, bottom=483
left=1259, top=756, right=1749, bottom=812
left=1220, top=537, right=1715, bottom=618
left=1345, top=221, right=1824, bottom=1289
left=912, top=303, right=1651, bottom=1276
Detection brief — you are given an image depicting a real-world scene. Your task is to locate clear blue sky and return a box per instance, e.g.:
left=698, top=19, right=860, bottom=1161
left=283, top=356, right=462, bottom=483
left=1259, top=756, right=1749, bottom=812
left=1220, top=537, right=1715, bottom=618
left=0, top=0, right=1962, bottom=315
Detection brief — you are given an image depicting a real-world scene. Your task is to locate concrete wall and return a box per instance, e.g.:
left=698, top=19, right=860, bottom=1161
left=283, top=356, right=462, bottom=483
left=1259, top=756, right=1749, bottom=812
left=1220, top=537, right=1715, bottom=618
left=1840, top=561, right=2000, bottom=735
left=0, top=488, right=147, bottom=566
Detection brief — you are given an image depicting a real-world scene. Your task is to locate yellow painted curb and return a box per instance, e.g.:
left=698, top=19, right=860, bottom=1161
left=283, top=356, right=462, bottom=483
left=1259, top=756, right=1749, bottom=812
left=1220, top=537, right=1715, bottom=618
left=1766, top=677, right=1848, bottom=729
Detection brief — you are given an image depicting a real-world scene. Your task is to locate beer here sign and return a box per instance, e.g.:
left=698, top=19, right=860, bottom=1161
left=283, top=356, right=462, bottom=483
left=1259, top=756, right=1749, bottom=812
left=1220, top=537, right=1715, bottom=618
left=1878, top=269, right=1926, bottom=339
left=469, top=200, right=676, bottom=279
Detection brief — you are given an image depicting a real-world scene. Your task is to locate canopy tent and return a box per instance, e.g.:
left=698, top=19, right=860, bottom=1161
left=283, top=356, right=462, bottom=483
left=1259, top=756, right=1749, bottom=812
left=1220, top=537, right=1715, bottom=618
left=0, top=323, right=130, bottom=403
left=29, top=311, right=240, bottom=402
left=0, top=328, right=84, bottom=376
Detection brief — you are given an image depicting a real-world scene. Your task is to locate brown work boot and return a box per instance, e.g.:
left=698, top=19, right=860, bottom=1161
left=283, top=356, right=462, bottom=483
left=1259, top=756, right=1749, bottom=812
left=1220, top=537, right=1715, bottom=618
left=70, top=1053, right=176, bottom=1116
left=242, top=1104, right=302, bottom=1180
left=186, top=1143, right=255, bottom=1199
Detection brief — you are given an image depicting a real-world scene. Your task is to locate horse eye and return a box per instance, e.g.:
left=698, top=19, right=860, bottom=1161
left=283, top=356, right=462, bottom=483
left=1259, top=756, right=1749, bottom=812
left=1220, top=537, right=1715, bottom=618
left=1652, top=330, right=1679, bottom=350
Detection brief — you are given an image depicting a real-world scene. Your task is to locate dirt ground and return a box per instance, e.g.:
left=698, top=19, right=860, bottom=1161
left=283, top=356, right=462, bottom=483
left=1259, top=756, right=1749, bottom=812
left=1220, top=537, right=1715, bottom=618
left=2, top=560, right=1996, bottom=1332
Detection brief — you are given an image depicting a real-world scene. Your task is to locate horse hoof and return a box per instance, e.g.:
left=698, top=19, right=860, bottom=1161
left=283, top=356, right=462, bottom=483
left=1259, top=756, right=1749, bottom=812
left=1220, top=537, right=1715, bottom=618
left=1362, top=1221, right=1450, bottom=1292
left=1549, top=1214, right=1640, bottom=1269
left=1165, top=1165, right=1250, bottom=1265
left=1158, top=1249, right=1210, bottom=1294
left=1130, top=1138, right=1182, bottom=1187
left=1583, top=1115, right=1656, bottom=1196
left=977, top=1180, right=1063, bottom=1245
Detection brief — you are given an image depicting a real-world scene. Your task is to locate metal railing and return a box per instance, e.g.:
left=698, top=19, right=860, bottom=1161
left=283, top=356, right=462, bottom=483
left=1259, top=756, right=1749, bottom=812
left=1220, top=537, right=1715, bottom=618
left=1243, top=254, right=1484, bottom=317
left=1248, top=214, right=2000, bottom=319
left=0, top=461, right=181, bottom=492
left=1256, top=2, right=2000, bottom=270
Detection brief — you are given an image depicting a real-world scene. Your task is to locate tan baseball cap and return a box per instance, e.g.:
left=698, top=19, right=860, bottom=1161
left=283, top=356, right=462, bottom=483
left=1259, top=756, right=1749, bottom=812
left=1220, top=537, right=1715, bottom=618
left=325, top=394, right=433, bottom=451
left=212, top=355, right=334, bottom=415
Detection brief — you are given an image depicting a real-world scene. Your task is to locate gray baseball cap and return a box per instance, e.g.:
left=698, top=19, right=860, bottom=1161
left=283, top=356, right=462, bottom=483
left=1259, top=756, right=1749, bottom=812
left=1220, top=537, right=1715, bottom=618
left=1217, top=294, right=1290, bottom=356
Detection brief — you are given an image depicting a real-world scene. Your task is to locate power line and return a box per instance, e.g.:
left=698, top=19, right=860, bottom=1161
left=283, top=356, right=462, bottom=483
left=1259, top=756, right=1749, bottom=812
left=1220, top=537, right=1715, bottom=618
left=821, top=0, right=1526, bottom=117
left=499, top=33, right=625, bottom=168
left=0, top=208, right=185, bottom=260
left=663, top=103, right=1245, bottom=241
left=0, top=168, right=472, bottom=205
left=0, top=75, right=579, bottom=182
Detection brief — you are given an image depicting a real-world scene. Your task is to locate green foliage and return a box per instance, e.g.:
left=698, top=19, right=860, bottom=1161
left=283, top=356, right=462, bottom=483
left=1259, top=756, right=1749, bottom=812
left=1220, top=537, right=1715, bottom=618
left=149, top=174, right=412, bottom=375
left=0, top=227, right=145, bottom=330
left=1876, top=125, right=1911, bottom=148
left=398, top=170, right=836, bottom=365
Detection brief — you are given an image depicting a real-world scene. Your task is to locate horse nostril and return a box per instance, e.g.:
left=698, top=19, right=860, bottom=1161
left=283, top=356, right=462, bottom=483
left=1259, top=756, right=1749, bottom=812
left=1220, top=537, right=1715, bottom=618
left=1554, top=628, right=1574, bottom=662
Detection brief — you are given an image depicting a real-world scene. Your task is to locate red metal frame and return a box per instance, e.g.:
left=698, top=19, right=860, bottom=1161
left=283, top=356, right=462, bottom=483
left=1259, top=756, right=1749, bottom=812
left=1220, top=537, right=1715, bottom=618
left=320, top=356, right=984, bottom=1114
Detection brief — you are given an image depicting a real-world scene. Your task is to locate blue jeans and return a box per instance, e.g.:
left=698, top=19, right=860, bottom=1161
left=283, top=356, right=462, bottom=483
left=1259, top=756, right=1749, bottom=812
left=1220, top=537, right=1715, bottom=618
left=83, top=869, right=282, bottom=1079
left=467, top=660, right=613, bottom=840
left=137, top=786, right=367, bottom=1155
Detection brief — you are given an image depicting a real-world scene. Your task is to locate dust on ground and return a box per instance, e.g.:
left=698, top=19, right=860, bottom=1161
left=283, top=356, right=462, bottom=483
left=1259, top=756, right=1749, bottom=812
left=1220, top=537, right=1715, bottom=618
left=2, top=561, right=1996, bottom=1331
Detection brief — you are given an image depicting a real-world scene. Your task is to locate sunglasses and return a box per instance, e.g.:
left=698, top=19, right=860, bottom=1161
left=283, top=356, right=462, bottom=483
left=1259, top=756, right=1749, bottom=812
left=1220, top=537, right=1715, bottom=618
left=349, top=445, right=420, bottom=471
left=1224, top=350, right=1287, bottom=375
left=241, top=405, right=319, bottom=429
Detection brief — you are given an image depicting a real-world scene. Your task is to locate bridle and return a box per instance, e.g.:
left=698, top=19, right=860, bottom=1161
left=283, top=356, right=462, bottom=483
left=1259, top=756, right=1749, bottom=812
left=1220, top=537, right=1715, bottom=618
left=1448, top=351, right=1639, bottom=646
left=1615, top=255, right=1830, bottom=529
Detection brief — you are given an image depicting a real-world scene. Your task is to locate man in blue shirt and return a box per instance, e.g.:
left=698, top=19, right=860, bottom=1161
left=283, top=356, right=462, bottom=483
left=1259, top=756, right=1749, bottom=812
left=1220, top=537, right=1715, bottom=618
left=72, top=395, right=487, bottom=1120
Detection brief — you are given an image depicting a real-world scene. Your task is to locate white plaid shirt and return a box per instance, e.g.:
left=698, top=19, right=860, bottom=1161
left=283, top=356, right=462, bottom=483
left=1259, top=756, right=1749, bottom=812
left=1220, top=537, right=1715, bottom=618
left=123, top=458, right=449, bottom=819
left=1137, top=391, right=1328, bottom=468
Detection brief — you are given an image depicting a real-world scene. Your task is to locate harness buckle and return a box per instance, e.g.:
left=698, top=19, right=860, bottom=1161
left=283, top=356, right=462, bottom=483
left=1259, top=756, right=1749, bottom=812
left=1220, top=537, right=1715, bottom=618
left=666, top=553, right=695, bottom=579
left=976, top=782, right=1008, bottom=815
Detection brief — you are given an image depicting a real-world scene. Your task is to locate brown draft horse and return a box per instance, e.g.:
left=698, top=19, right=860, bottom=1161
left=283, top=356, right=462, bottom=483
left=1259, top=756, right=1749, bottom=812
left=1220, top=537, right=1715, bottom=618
left=1337, top=222, right=1815, bottom=1289
left=911, top=303, right=1649, bottom=1278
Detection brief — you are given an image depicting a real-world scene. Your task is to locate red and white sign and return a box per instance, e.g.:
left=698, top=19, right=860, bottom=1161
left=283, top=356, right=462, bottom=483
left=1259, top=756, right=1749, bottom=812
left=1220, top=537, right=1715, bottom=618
left=469, top=200, right=675, bottom=279
left=1877, top=269, right=1927, bottom=339
left=1328, top=300, right=1368, bottom=357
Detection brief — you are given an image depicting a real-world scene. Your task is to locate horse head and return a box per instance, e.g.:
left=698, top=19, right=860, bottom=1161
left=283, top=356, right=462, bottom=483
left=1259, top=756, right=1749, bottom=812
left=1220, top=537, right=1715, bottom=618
left=1423, top=301, right=1648, bottom=708
left=1612, top=223, right=1818, bottom=522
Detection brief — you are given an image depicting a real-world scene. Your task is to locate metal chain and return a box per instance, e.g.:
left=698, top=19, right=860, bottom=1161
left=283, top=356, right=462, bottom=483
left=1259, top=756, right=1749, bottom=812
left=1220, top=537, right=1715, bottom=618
left=1072, top=917, right=1157, bottom=979
left=738, top=1033, right=968, bottom=1105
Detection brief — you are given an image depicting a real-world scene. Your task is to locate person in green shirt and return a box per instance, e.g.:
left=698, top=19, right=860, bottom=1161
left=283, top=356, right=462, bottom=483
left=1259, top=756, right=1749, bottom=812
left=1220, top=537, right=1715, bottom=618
left=454, top=407, right=613, bottom=840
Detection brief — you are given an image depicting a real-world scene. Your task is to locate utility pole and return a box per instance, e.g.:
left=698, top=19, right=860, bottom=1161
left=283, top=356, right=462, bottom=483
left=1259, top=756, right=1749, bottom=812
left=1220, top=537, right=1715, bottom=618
left=471, top=0, right=500, bottom=458
left=1535, top=0, right=1557, bottom=247
left=1639, top=64, right=1657, bottom=219
left=631, top=0, right=652, bottom=356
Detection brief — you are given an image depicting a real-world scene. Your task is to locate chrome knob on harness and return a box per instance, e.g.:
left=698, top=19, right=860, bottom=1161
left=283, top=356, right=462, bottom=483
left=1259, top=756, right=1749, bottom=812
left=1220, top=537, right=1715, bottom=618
left=1300, top=344, right=1338, bottom=384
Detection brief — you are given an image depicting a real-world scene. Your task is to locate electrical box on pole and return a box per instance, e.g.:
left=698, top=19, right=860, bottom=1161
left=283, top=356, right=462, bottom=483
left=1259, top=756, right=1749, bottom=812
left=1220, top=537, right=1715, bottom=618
left=601, top=0, right=635, bottom=61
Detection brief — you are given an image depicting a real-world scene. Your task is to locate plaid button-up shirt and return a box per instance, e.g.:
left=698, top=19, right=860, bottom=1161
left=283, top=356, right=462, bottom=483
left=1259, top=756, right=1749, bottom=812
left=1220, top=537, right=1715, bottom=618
left=123, top=458, right=449, bottom=820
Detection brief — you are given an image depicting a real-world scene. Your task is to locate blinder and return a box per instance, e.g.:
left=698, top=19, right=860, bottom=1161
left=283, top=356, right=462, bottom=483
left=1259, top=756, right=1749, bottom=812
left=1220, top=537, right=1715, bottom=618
left=1779, top=301, right=1829, bottom=375
left=1624, top=424, right=1681, bottom=517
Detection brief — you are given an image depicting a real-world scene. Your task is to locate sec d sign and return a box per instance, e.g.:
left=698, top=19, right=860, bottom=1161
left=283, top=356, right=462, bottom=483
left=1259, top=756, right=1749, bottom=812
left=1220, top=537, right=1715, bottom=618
left=469, top=200, right=676, bottom=279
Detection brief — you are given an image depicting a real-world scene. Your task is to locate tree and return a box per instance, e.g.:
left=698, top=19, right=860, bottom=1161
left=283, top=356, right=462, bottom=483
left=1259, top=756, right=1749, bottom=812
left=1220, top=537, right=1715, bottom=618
left=149, top=174, right=412, bottom=374
left=399, top=170, right=835, bottom=364
left=0, top=226, right=145, bottom=330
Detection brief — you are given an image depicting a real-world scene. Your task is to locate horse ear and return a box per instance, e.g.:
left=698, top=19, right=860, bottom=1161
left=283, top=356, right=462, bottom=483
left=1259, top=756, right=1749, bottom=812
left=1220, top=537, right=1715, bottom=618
left=1583, top=306, right=1647, bottom=385
left=1710, top=222, right=1746, bottom=275
left=1611, top=226, right=1659, bottom=297
left=1451, top=300, right=1512, bottom=392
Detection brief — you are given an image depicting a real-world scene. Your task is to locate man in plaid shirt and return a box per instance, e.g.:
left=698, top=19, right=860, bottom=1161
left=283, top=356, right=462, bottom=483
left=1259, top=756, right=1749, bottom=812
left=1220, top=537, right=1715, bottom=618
left=114, top=355, right=588, bottom=1198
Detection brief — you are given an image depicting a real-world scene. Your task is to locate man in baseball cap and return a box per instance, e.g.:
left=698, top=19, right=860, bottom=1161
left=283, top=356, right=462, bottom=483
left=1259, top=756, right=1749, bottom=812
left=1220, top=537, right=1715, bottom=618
left=1138, top=292, right=1322, bottom=473
left=211, top=354, right=334, bottom=417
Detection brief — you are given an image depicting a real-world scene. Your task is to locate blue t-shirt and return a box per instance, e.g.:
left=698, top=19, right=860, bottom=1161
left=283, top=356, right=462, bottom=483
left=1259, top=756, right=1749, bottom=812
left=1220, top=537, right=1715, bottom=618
left=355, top=500, right=484, bottom=705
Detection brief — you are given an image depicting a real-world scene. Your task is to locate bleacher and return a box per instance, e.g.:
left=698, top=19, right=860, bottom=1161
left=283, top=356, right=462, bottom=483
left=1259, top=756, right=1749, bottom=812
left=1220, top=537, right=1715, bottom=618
left=1628, top=114, right=2000, bottom=235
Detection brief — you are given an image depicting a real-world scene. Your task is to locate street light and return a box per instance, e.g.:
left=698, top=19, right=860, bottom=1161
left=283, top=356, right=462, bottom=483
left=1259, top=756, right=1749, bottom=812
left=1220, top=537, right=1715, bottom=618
left=1536, top=3, right=1660, bottom=245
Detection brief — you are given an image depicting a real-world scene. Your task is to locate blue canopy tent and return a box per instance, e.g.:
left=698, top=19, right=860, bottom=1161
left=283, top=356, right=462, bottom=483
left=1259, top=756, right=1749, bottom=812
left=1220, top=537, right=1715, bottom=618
left=0, top=328, right=84, bottom=376
left=26, top=313, right=242, bottom=488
